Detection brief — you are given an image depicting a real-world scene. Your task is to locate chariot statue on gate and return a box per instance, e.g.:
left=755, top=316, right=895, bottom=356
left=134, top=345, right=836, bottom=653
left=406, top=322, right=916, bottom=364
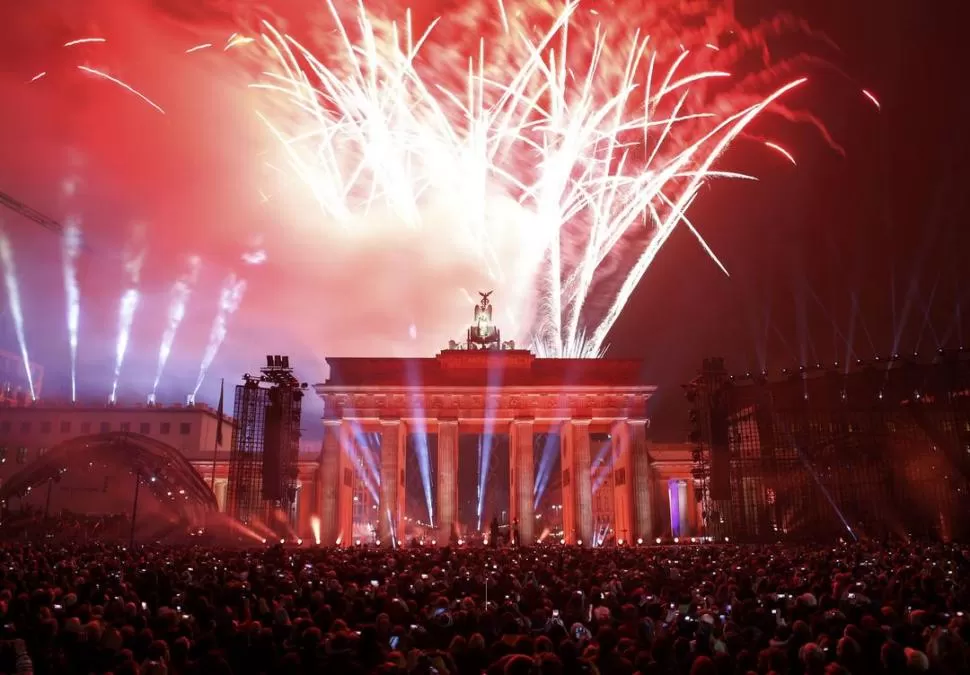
left=467, top=291, right=501, bottom=350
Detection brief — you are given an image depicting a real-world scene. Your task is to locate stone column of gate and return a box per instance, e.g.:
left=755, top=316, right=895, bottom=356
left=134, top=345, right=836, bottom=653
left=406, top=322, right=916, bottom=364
left=318, top=419, right=341, bottom=546
left=509, top=418, right=535, bottom=544
left=377, top=418, right=405, bottom=545
left=335, top=423, right=355, bottom=546
left=296, top=480, right=312, bottom=541
left=567, top=418, right=594, bottom=546
left=685, top=478, right=698, bottom=536
left=610, top=420, right=634, bottom=545
left=559, top=423, right=574, bottom=544
left=628, top=418, right=653, bottom=541
left=436, top=419, right=459, bottom=544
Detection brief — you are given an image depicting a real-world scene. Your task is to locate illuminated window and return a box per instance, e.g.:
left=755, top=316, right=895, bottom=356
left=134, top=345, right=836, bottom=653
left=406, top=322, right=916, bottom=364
left=60, top=421, right=71, bottom=433
left=38, top=447, right=48, bottom=456
left=16, top=447, right=27, bottom=464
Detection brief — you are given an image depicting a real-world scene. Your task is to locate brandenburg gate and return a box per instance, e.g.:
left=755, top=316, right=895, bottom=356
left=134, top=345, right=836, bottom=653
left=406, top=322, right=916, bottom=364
left=314, top=294, right=656, bottom=547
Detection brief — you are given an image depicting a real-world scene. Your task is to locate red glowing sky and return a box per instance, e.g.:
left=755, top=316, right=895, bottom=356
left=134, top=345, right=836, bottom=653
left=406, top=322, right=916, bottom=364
left=0, top=0, right=967, bottom=439
left=0, top=0, right=517, bottom=406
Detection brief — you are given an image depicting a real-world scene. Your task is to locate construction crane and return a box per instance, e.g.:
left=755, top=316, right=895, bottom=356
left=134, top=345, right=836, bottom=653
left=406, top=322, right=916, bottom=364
left=0, top=190, right=64, bottom=235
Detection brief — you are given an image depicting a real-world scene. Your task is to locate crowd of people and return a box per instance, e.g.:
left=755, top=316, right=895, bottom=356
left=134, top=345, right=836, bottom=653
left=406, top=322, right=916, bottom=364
left=1, top=539, right=968, bottom=674
left=0, top=510, right=132, bottom=543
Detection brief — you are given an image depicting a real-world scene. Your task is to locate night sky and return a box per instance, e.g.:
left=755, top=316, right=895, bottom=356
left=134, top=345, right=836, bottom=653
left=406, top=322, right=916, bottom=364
left=0, top=0, right=966, bottom=442
left=611, top=0, right=969, bottom=437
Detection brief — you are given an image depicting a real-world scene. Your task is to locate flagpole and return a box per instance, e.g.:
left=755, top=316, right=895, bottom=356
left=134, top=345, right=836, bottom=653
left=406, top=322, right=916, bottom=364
left=210, top=379, right=224, bottom=492
left=209, top=442, right=218, bottom=489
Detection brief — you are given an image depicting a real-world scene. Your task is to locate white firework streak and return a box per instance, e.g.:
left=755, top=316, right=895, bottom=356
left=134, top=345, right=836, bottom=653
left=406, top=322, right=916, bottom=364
left=250, top=0, right=819, bottom=357
left=192, top=274, right=247, bottom=397
left=152, top=255, right=202, bottom=396
left=110, top=289, right=139, bottom=404
left=110, top=228, right=146, bottom=403
left=0, top=228, right=37, bottom=399
left=62, top=219, right=82, bottom=401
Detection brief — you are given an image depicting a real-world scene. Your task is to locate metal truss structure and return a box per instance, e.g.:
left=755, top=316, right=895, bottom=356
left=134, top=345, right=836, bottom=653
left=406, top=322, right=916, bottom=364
left=686, top=352, right=970, bottom=542
left=226, top=356, right=306, bottom=528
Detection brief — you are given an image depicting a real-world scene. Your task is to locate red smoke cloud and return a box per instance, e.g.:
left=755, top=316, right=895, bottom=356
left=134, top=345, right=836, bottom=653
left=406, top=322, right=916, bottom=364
left=0, top=0, right=508, bottom=403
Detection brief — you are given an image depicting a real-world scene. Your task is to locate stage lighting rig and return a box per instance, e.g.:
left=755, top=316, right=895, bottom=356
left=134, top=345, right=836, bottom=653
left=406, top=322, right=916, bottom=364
left=228, top=356, right=307, bottom=530
left=253, top=354, right=307, bottom=393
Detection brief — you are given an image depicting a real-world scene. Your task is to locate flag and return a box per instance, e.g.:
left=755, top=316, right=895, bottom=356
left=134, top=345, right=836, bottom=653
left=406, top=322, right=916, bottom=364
left=215, top=378, right=224, bottom=447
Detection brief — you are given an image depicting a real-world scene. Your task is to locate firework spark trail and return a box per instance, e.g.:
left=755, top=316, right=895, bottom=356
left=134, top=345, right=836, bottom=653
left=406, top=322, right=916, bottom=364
left=191, top=274, right=246, bottom=398
left=110, top=290, right=139, bottom=403
left=586, top=78, right=809, bottom=352
left=30, top=72, right=47, bottom=82
left=64, top=37, right=106, bottom=47
left=110, top=234, right=146, bottom=403
left=0, top=228, right=36, bottom=400
left=77, top=66, right=166, bottom=114
left=862, top=89, right=881, bottom=110
left=764, top=141, right=797, bottom=165
left=186, top=43, right=213, bottom=54
left=62, top=220, right=82, bottom=401
left=150, top=256, right=201, bottom=402
left=225, top=34, right=255, bottom=50
left=249, top=0, right=836, bottom=357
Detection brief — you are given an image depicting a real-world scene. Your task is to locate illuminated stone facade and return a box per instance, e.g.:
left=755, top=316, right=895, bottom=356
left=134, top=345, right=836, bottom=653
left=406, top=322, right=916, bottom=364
left=314, top=349, right=666, bottom=547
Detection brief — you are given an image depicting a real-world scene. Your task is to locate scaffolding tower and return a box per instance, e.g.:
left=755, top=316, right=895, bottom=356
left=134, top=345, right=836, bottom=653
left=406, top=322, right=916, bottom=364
left=687, top=352, right=970, bottom=542
left=226, top=355, right=307, bottom=528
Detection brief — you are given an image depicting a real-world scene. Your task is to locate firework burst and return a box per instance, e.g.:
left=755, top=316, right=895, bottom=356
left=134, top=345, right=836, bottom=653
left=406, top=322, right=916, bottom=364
left=244, top=0, right=834, bottom=357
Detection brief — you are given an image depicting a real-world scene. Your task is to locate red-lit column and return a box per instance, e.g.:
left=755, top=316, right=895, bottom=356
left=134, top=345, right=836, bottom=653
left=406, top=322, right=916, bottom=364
left=509, top=418, right=535, bottom=544
left=685, top=478, right=698, bottom=536
left=628, top=418, right=653, bottom=541
left=436, top=419, right=459, bottom=544
left=318, top=420, right=341, bottom=545
left=297, top=477, right=314, bottom=540
left=573, top=419, right=593, bottom=546
left=377, top=419, right=405, bottom=546
left=611, top=420, right=634, bottom=544
left=561, top=419, right=593, bottom=546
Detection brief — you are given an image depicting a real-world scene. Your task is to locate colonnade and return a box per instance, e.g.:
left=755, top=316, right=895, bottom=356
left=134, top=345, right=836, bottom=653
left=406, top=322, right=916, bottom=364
left=316, top=415, right=654, bottom=547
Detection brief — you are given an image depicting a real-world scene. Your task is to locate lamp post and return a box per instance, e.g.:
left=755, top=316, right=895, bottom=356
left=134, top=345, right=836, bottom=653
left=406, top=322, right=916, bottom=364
left=129, top=472, right=141, bottom=549
left=44, top=475, right=57, bottom=520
